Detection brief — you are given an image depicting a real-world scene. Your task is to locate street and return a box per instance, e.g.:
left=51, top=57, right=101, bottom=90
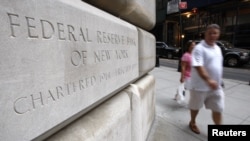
left=159, top=58, right=250, bottom=83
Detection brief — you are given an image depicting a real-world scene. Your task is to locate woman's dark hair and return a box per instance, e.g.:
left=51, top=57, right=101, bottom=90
left=184, top=40, right=194, bottom=53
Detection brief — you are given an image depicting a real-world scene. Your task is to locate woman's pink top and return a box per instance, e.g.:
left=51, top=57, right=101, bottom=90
left=181, top=52, right=192, bottom=79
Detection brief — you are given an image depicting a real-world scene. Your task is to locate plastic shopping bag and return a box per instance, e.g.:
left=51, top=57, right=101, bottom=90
left=174, top=83, right=185, bottom=104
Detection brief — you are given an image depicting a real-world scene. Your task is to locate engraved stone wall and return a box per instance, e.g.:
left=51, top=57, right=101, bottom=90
left=0, top=0, right=138, bottom=140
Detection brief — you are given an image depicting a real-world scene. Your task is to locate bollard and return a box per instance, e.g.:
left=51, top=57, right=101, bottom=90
left=155, top=55, right=160, bottom=67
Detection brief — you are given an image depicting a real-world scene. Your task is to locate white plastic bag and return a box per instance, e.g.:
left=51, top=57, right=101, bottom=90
left=174, top=83, right=185, bottom=104
left=184, top=77, right=191, bottom=90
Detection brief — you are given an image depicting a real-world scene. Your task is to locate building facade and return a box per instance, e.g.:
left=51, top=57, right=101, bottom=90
left=152, top=0, right=250, bottom=50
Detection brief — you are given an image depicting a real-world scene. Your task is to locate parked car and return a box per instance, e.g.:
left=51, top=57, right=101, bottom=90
left=193, top=40, right=250, bottom=67
left=156, top=41, right=180, bottom=59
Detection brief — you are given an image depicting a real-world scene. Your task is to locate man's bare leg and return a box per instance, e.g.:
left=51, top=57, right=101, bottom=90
left=212, top=111, right=222, bottom=125
left=190, top=109, right=199, bottom=124
left=189, top=109, right=200, bottom=134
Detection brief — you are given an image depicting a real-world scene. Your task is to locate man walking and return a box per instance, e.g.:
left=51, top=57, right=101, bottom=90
left=188, top=24, right=224, bottom=134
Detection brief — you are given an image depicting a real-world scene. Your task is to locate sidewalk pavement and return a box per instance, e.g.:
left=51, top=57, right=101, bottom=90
left=147, top=66, right=250, bottom=141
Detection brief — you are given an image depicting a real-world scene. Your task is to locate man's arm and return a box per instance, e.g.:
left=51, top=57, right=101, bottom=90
left=195, top=66, right=218, bottom=90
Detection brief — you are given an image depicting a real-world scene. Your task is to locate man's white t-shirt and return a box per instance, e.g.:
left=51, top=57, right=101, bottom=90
left=190, top=40, right=223, bottom=91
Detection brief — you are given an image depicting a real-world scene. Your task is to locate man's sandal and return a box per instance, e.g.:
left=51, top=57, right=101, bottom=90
left=189, top=122, right=200, bottom=134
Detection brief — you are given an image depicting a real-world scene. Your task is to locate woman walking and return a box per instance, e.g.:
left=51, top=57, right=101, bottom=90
left=180, top=41, right=196, bottom=89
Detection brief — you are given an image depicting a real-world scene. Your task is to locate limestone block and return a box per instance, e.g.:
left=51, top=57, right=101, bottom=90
left=138, top=28, right=156, bottom=77
left=125, top=74, right=156, bottom=141
left=0, top=0, right=138, bottom=140
left=85, top=0, right=156, bottom=30
left=45, top=92, right=131, bottom=141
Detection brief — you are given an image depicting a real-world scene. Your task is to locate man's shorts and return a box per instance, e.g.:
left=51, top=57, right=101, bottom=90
left=188, top=89, right=225, bottom=113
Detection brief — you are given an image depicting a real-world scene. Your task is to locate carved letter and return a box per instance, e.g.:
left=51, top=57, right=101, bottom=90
left=122, top=36, right=125, bottom=45
left=71, top=50, right=87, bottom=66
left=79, top=27, right=86, bottom=41
left=71, top=50, right=81, bottom=66
left=91, top=76, right=96, bottom=86
left=79, top=80, right=85, bottom=90
left=7, top=13, right=20, bottom=37
left=72, top=82, right=77, bottom=92
left=86, top=28, right=92, bottom=42
left=41, top=19, right=54, bottom=39
left=127, top=37, right=136, bottom=46
left=67, top=25, right=76, bottom=41
left=14, top=97, right=30, bottom=114
left=81, top=51, right=87, bottom=65
left=56, top=86, right=64, bottom=99
left=66, top=83, right=71, bottom=95
left=25, top=16, right=39, bottom=38
left=94, top=51, right=101, bottom=62
left=97, top=31, right=102, bottom=43
left=57, top=22, right=66, bottom=40
left=103, top=32, right=107, bottom=43
left=31, top=92, right=44, bottom=109
left=47, top=90, right=56, bottom=102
